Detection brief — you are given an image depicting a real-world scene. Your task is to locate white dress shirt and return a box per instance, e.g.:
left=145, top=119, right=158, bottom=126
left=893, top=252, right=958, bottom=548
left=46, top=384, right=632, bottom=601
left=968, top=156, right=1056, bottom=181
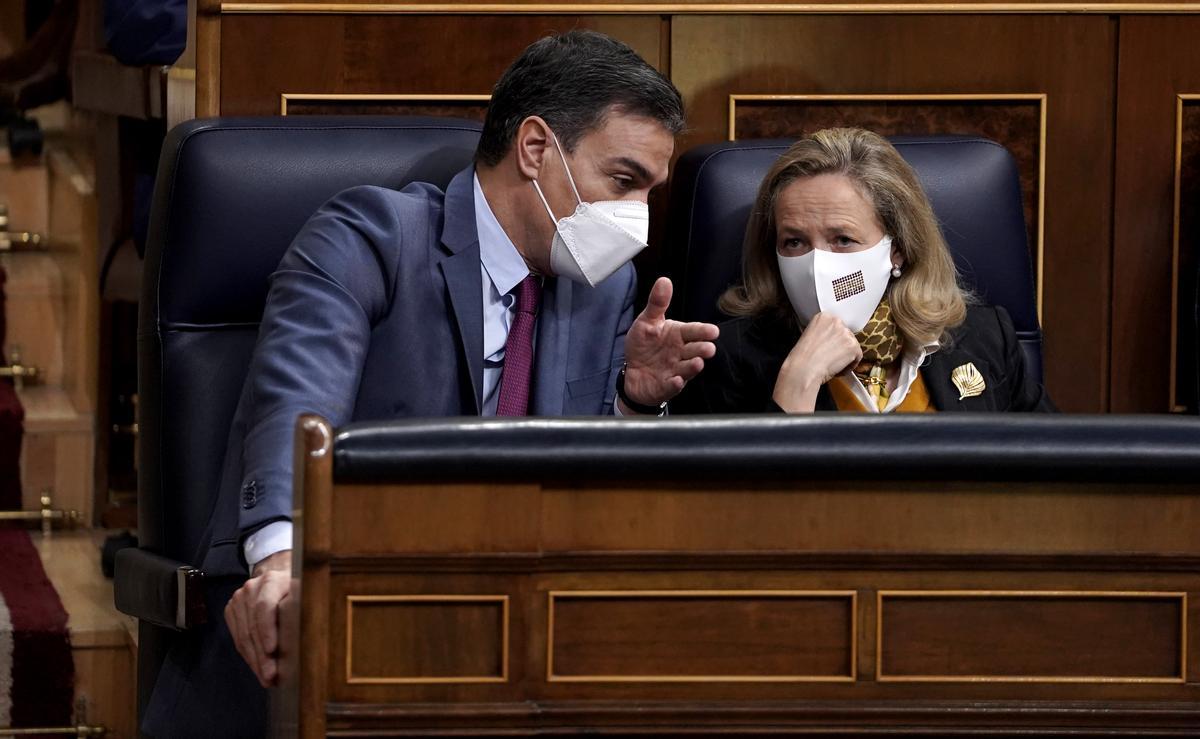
left=244, top=173, right=536, bottom=570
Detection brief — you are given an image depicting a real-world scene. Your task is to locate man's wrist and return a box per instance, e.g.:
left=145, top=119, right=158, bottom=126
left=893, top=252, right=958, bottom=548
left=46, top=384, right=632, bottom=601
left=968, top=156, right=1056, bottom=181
left=251, top=549, right=292, bottom=577
left=616, top=363, right=667, bottom=415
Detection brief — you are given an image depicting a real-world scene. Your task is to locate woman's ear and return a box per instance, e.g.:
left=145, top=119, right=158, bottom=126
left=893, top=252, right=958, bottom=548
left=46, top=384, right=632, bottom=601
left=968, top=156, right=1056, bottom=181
left=891, top=241, right=906, bottom=270
left=514, top=116, right=551, bottom=181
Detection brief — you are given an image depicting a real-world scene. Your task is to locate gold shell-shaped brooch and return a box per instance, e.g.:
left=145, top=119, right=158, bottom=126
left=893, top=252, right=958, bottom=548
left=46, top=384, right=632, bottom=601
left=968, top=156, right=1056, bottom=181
left=951, top=362, right=986, bottom=400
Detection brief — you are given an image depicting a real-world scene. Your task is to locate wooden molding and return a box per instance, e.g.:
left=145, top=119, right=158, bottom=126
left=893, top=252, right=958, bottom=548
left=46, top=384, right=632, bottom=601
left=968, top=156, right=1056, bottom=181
left=546, top=589, right=857, bottom=683
left=344, top=594, right=510, bottom=684
left=876, top=590, right=1188, bottom=683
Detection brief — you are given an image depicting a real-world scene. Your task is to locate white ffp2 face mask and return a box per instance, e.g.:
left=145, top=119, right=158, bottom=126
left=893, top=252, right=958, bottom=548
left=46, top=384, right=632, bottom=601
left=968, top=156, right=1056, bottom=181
left=777, top=235, right=895, bottom=333
left=531, top=132, right=649, bottom=287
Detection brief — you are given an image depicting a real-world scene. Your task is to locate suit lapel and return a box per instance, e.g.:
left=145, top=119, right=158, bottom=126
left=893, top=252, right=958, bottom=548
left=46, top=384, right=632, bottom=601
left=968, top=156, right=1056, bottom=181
left=532, top=276, right=572, bottom=416
left=438, top=168, right=484, bottom=414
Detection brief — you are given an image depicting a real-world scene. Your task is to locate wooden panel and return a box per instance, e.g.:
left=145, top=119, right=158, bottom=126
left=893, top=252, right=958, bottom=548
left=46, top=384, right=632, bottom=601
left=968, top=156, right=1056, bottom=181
left=548, top=590, right=855, bottom=681
left=672, top=15, right=1116, bottom=412
left=879, top=591, right=1186, bottom=681
left=731, top=95, right=1043, bottom=289
left=1173, top=97, right=1200, bottom=413
left=1114, top=17, right=1200, bottom=412
left=334, top=484, right=541, bottom=554
left=345, top=595, right=508, bottom=683
left=218, top=15, right=665, bottom=116
left=538, top=483, right=1200, bottom=556
left=329, top=481, right=1200, bottom=558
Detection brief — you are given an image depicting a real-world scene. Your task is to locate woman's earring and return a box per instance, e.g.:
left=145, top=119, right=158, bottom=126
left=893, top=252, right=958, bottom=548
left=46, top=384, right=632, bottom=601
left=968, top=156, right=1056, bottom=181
left=891, top=264, right=903, bottom=279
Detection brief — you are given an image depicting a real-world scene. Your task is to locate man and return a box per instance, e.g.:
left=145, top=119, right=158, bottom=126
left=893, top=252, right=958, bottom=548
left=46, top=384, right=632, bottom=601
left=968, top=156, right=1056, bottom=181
left=144, top=30, right=717, bottom=737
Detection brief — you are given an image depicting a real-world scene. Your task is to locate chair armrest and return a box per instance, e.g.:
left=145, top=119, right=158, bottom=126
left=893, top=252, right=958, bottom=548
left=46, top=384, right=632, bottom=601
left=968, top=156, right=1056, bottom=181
left=114, top=548, right=208, bottom=630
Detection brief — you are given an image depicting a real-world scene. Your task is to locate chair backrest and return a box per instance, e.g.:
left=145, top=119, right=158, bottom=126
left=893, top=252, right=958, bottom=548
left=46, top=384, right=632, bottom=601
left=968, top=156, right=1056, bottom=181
left=665, top=136, right=1043, bottom=382
left=138, top=116, right=481, bottom=564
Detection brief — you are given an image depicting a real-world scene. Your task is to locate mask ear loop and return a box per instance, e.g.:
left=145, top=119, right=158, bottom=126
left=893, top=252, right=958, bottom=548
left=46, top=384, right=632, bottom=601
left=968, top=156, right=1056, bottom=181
left=549, top=130, right=583, bottom=205
left=530, top=127, right=583, bottom=224
left=531, top=179, right=559, bottom=224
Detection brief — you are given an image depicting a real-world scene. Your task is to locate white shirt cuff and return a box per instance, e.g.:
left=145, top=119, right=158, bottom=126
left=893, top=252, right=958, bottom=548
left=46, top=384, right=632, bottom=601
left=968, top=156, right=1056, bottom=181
left=243, top=520, right=293, bottom=572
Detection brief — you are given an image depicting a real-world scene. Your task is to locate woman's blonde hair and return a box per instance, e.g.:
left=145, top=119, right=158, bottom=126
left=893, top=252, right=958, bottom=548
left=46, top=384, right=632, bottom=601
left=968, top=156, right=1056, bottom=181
left=719, top=127, right=968, bottom=345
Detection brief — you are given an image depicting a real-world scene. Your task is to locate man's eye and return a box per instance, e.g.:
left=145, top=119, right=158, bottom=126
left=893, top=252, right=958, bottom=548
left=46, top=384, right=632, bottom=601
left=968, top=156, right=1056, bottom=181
left=612, top=176, right=635, bottom=191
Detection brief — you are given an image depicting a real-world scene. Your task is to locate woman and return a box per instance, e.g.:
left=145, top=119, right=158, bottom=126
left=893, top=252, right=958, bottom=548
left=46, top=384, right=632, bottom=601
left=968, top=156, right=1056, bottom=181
left=674, top=127, right=1054, bottom=414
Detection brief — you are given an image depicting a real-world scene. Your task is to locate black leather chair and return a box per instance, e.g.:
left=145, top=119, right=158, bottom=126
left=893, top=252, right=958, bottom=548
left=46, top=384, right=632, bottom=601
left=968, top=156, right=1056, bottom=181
left=114, top=115, right=482, bottom=733
left=665, top=136, right=1043, bottom=383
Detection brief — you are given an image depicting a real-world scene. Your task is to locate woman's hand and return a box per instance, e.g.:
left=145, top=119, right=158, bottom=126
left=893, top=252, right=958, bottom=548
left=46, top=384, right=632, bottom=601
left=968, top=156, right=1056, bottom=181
left=772, top=312, right=862, bottom=413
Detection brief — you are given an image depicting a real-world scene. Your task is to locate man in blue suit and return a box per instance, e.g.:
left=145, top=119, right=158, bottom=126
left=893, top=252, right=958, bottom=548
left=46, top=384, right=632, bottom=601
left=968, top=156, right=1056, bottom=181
left=142, top=30, right=718, bottom=737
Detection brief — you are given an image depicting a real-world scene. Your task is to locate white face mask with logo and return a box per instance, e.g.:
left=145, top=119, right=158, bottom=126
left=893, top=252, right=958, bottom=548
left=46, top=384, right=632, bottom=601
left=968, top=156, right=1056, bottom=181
left=531, top=131, right=650, bottom=287
left=777, top=235, right=895, bottom=334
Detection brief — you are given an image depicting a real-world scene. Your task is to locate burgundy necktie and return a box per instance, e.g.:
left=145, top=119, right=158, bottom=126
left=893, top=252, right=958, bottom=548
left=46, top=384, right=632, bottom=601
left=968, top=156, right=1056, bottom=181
left=495, top=275, right=542, bottom=416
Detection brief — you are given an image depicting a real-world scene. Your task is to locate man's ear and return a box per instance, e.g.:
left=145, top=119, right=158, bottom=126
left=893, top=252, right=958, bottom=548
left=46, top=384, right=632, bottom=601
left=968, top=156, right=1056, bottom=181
left=515, top=116, right=552, bottom=181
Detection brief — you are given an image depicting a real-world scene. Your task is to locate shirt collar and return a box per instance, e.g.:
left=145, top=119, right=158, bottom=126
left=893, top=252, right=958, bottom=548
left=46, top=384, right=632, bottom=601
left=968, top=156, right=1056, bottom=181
left=473, top=173, right=529, bottom=296
left=903, top=338, right=942, bottom=368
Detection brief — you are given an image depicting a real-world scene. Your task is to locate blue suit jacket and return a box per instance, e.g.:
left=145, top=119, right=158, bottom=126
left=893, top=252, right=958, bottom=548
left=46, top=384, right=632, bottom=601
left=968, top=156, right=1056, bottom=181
left=201, top=166, right=635, bottom=576
left=144, top=167, right=634, bottom=738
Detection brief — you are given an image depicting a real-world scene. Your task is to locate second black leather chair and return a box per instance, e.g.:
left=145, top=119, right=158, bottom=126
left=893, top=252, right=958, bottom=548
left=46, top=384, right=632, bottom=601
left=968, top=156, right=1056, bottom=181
left=665, top=136, right=1044, bottom=383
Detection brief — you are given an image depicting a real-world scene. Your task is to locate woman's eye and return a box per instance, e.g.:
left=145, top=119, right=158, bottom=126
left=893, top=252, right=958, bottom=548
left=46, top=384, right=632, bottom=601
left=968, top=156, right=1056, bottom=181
left=833, top=236, right=857, bottom=249
left=781, top=238, right=804, bottom=250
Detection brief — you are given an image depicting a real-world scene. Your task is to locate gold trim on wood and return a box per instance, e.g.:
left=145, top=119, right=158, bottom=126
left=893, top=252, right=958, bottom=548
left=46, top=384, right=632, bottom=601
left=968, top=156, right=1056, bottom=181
left=222, top=3, right=1200, bottom=15
left=875, top=590, right=1188, bottom=684
left=728, top=93, right=1048, bottom=325
left=280, top=92, right=491, bottom=115
left=1170, top=94, right=1200, bottom=413
left=546, top=589, right=858, bottom=683
left=345, top=594, right=510, bottom=684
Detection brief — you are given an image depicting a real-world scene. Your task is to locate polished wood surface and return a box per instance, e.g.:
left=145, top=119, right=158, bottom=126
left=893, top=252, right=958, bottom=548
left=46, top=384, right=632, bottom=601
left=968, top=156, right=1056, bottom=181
left=278, top=417, right=1200, bottom=735
left=217, top=14, right=665, bottom=116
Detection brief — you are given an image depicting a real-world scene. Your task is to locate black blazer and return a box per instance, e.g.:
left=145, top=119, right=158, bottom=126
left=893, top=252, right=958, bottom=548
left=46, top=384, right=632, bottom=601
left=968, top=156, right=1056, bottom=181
left=674, top=304, right=1056, bottom=414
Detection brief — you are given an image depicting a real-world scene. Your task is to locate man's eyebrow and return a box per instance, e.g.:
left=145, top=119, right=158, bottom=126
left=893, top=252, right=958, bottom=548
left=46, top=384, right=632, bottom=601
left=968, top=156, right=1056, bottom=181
left=608, top=156, right=653, bottom=182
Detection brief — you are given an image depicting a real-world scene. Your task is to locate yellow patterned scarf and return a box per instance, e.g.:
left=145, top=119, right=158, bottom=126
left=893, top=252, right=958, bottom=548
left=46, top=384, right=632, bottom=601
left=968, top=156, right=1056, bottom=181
left=852, top=298, right=905, bottom=410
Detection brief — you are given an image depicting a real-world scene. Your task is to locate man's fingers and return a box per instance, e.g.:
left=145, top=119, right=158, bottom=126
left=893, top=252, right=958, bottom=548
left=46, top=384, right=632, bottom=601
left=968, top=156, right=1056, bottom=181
left=677, top=321, right=719, bottom=343
left=255, top=574, right=290, bottom=655
left=674, top=356, right=706, bottom=381
left=227, top=585, right=269, bottom=686
left=224, top=599, right=254, bottom=671
left=639, top=277, right=673, bottom=322
left=679, top=341, right=716, bottom=361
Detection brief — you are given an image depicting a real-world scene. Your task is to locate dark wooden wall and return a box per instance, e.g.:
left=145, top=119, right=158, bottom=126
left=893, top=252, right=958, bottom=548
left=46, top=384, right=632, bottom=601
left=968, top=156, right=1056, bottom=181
left=198, top=1, right=1200, bottom=413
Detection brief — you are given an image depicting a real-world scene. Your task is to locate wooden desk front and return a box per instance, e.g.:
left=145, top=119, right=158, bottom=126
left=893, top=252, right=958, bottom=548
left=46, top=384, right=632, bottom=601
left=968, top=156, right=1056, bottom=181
left=276, top=415, right=1200, bottom=736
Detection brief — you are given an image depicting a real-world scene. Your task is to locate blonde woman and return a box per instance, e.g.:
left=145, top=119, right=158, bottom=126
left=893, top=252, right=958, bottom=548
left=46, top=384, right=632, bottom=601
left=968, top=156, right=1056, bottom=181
left=675, top=128, right=1054, bottom=414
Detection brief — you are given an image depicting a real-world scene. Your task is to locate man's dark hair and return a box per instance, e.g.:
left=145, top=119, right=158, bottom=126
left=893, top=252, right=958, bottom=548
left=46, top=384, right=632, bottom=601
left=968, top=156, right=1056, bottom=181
left=475, top=30, right=685, bottom=167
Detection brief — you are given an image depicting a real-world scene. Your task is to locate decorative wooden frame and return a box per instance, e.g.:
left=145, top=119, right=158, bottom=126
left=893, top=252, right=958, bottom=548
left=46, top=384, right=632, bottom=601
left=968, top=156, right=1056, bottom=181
left=344, top=594, right=510, bottom=684
left=728, top=92, right=1048, bottom=324
left=546, top=589, right=858, bottom=683
left=875, top=590, right=1188, bottom=683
